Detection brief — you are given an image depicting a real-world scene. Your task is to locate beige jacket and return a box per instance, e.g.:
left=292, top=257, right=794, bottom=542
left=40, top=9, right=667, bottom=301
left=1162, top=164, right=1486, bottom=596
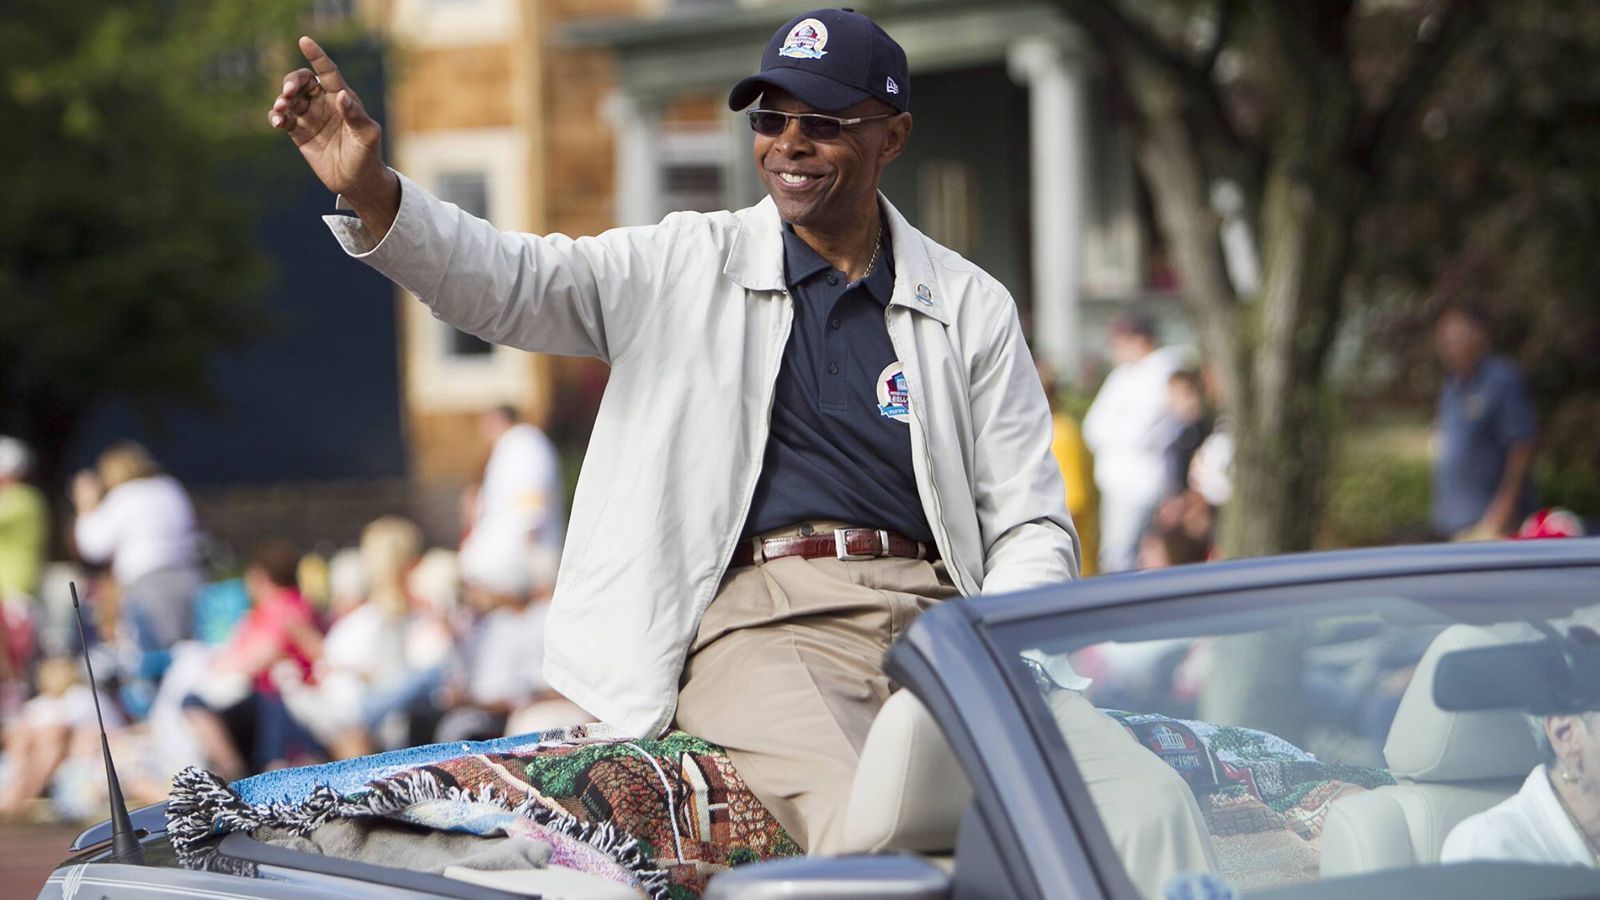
left=327, top=172, right=1080, bottom=737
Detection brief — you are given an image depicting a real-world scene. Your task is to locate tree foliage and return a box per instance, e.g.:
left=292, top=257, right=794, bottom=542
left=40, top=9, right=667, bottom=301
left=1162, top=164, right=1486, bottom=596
left=1350, top=2, right=1600, bottom=515
left=0, top=0, right=313, bottom=488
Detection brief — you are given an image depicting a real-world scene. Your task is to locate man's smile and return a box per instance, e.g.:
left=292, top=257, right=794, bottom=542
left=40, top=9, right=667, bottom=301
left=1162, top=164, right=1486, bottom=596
left=771, top=169, right=830, bottom=191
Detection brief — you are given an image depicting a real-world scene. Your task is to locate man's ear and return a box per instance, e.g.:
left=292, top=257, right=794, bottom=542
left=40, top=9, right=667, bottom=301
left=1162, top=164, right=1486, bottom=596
left=880, top=112, right=912, bottom=165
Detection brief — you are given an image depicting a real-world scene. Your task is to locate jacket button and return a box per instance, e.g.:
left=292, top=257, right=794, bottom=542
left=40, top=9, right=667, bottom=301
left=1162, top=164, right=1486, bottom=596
left=827, top=362, right=839, bottom=375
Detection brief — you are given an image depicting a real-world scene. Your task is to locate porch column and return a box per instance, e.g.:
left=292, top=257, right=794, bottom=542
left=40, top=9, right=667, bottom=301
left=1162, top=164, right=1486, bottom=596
left=1008, top=37, right=1087, bottom=381
left=606, top=89, right=663, bottom=227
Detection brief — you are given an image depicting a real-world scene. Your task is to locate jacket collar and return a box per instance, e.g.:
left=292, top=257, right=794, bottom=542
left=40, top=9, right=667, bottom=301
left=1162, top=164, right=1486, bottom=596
left=724, top=193, right=952, bottom=326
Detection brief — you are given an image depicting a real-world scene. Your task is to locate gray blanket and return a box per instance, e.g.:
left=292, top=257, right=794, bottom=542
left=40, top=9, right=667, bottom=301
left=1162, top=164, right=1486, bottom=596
left=257, top=818, right=553, bottom=873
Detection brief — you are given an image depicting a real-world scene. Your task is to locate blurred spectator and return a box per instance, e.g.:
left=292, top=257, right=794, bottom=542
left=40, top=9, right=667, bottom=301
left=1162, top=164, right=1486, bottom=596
left=284, top=517, right=451, bottom=758
left=1190, top=424, right=1234, bottom=511
left=0, top=656, right=109, bottom=817
left=1163, top=369, right=1213, bottom=501
left=1432, top=302, right=1538, bottom=541
left=297, top=550, right=331, bottom=618
left=325, top=546, right=369, bottom=621
left=72, top=442, right=202, bottom=659
left=459, top=405, right=563, bottom=588
left=1083, top=314, right=1181, bottom=572
left=182, top=540, right=323, bottom=780
left=1037, top=363, right=1099, bottom=576
left=0, top=436, right=48, bottom=711
left=1138, top=521, right=1211, bottom=570
left=438, top=545, right=583, bottom=741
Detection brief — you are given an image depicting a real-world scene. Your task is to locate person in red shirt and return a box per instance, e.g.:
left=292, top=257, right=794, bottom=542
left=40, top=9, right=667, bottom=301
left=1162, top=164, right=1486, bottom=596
left=182, top=541, right=324, bottom=779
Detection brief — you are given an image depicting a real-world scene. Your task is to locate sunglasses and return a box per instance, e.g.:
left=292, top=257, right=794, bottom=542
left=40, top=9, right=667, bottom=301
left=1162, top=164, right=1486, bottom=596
left=747, top=109, right=896, bottom=141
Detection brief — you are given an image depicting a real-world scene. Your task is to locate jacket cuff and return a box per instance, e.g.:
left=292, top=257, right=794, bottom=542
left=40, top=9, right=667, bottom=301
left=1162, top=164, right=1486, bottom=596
left=321, top=167, right=412, bottom=259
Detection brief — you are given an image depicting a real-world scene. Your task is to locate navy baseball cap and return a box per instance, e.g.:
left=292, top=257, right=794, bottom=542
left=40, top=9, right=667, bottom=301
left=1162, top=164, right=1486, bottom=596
left=728, top=8, right=909, bottom=115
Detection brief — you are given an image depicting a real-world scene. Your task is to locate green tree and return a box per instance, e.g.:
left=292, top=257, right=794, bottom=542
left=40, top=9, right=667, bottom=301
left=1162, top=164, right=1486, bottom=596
left=0, top=0, right=311, bottom=492
left=1042, top=0, right=1504, bottom=736
left=1048, top=0, right=1495, bottom=561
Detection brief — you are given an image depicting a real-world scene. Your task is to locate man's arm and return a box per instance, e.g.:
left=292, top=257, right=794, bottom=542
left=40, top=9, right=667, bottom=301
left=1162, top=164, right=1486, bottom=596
left=1470, top=364, right=1538, bottom=537
left=1474, top=440, right=1534, bottom=537
left=271, top=38, right=669, bottom=362
left=968, top=304, right=1082, bottom=594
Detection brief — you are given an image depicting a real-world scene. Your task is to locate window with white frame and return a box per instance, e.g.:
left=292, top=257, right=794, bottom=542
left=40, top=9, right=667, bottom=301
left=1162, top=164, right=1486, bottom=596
left=397, top=128, right=534, bottom=412
left=658, top=124, right=727, bottom=216
left=434, top=170, right=495, bottom=358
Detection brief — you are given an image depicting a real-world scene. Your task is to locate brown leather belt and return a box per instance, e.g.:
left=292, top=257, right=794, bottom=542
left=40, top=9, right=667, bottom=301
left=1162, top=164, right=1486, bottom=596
left=737, top=526, right=938, bottom=567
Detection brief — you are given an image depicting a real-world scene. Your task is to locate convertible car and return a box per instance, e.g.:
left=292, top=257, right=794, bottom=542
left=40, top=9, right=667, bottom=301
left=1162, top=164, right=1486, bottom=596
left=39, top=538, right=1600, bottom=899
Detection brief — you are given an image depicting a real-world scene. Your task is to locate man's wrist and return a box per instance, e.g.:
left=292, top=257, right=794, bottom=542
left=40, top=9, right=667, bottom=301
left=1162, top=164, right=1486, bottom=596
left=344, top=168, right=401, bottom=234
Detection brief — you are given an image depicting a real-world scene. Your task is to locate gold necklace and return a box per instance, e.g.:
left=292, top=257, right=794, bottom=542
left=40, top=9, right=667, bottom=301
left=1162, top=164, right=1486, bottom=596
left=1548, top=768, right=1600, bottom=864
left=859, top=224, right=883, bottom=281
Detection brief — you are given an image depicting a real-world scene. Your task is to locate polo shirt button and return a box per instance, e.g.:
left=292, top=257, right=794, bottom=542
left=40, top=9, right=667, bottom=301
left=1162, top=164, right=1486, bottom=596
left=827, top=275, right=839, bottom=286
left=827, top=362, right=839, bottom=375
left=830, top=318, right=841, bottom=330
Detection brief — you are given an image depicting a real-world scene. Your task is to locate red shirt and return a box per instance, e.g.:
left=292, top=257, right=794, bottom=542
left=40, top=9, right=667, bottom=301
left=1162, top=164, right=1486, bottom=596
left=229, top=586, right=317, bottom=694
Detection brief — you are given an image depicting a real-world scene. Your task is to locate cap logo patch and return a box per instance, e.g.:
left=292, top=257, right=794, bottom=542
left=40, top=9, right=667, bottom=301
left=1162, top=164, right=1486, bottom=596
left=778, top=18, right=829, bottom=59
left=885, top=76, right=900, bottom=95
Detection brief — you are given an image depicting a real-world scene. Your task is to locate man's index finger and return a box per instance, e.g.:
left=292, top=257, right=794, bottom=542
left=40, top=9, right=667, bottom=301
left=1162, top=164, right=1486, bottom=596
left=298, top=36, right=349, bottom=94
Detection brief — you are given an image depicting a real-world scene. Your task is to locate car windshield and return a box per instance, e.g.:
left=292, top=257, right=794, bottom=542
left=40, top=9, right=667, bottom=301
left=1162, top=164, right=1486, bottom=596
left=989, top=563, right=1600, bottom=900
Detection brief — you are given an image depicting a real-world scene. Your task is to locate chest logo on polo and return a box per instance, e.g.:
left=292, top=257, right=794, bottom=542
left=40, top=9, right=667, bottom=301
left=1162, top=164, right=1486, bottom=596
left=779, top=19, right=829, bottom=59
left=877, top=361, right=911, bottom=423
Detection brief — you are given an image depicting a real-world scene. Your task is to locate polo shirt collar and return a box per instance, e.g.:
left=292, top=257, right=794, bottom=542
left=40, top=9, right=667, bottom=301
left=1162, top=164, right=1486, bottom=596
left=724, top=193, right=951, bottom=326
left=780, top=224, right=896, bottom=306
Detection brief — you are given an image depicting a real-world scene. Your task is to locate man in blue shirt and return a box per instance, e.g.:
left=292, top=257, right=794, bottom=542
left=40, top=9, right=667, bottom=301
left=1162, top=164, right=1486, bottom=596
left=1432, top=303, right=1537, bottom=539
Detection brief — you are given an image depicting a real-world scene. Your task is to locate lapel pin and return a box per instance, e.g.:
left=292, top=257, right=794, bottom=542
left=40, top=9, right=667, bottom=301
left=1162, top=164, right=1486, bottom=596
left=915, top=283, right=932, bottom=305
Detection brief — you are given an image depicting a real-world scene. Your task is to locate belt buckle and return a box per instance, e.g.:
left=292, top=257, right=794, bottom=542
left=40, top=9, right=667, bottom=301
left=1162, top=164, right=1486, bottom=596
left=834, top=528, right=890, bottom=561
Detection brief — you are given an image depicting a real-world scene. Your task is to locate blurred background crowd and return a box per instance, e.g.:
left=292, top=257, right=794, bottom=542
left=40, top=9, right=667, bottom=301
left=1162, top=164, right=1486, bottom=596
left=0, top=407, right=583, bottom=822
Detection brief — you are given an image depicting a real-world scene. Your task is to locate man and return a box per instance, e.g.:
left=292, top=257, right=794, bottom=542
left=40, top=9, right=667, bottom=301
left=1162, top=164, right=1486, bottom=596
left=459, top=404, right=563, bottom=589
left=1432, top=302, right=1537, bottom=540
left=269, top=9, right=1212, bottom=884
left=1083, top=313, right=1180, bottom=571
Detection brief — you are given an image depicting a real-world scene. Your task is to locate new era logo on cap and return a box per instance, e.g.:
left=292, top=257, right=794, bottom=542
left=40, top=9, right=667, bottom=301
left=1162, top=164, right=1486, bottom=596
left=885, top=76, right=899, bottom=94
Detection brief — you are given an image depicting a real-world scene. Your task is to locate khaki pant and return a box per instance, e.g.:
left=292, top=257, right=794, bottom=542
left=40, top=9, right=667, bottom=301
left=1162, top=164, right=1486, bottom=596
left=675, top=532, right=1215, bottom=894
left=1047, top=688, right=1218, bottom=898
left=675, top=543, right=957, bottom=851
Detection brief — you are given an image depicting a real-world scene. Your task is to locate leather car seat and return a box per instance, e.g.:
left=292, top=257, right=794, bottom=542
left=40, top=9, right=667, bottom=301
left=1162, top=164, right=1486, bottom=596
left=822, top=689, right=971, bottom=856
left=1320, top=624, right=1543, bottom=877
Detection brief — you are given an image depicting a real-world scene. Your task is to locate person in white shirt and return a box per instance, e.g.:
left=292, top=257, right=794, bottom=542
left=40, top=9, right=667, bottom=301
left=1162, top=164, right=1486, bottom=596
left=458, top=405, right=563, bottom=589
left=72, top=441, right=202, bottom=653
left=1443, top=709, right=1600, bottom=867
left=1083, top=314, right=1181, bottom=572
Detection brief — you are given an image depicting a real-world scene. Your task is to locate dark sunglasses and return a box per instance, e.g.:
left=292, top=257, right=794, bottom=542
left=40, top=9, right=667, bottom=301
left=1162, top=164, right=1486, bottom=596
left=747, top=109, right=896, bottom=141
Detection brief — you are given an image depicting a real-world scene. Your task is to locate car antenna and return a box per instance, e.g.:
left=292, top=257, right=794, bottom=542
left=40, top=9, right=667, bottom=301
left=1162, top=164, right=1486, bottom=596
left=70, top=581, right=145, bottom=865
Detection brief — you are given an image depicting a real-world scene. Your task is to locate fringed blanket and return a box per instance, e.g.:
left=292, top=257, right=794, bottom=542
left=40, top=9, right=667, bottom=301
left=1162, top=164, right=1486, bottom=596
left=1107, top=711, right=1395, bottom=890
left=167, top=726, right=801, bottom=899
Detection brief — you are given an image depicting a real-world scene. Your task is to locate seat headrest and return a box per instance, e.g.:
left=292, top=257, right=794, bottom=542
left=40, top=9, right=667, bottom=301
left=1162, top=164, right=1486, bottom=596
left=830, top=690, right=970, bottom=855
left=1384, top=624, right=1544, bottom=782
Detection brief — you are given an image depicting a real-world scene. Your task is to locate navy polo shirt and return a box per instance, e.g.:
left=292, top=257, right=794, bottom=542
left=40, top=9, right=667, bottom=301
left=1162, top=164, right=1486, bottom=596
left=741, top=225, right=934, bottom=543
left=1431, top=355, right=1537, bottom=535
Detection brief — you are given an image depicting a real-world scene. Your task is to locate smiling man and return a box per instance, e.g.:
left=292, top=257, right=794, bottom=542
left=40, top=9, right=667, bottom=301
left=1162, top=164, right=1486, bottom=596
left=269, top=8, right=1211, bottom=877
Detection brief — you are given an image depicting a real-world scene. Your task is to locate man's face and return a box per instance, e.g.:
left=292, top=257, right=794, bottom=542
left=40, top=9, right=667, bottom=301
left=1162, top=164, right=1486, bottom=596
left=1435, top=312, right=1488, bottom=376
left=752, top=89, right=910, bottom=233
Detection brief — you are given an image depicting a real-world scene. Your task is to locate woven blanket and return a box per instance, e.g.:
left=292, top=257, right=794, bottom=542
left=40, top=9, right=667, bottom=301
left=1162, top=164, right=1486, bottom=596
left=1107, top=711, right=1394, bottom=890
left=167, top=726, right=801, bottom=898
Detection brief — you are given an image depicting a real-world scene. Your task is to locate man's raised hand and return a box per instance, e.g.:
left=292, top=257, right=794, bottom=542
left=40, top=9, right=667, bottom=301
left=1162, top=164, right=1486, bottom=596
left=270, top=36, right=399, bottom=236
